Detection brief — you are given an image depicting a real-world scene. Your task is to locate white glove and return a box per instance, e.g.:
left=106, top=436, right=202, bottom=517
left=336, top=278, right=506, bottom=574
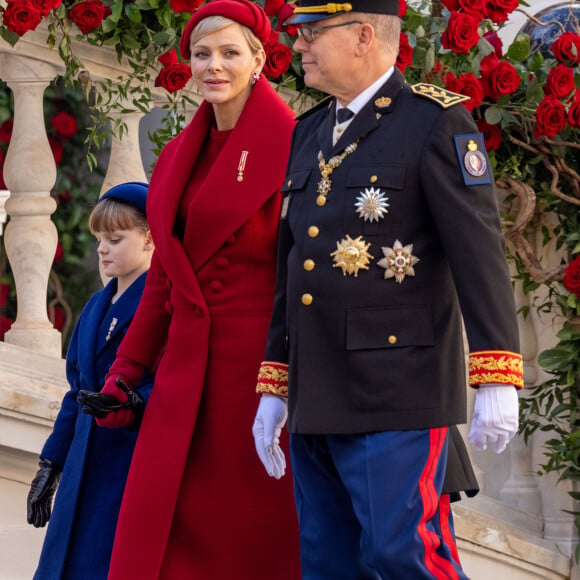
left=252, top=394, right=288, bottom=479
left=468, top=384, right=519, bottom=453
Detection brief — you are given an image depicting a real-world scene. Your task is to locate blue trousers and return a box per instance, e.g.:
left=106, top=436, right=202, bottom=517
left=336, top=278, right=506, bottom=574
left=290, top=429, right=468, bottom=580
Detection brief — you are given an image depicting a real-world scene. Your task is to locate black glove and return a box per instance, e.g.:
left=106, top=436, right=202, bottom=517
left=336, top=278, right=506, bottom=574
left=78, top=378, right=144, bottom=427
left=27, top=457, right=61, bottom=528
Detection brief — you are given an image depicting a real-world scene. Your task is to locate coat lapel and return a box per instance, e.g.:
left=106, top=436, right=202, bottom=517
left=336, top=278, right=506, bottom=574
left=183, top=77, right=295, bottom=272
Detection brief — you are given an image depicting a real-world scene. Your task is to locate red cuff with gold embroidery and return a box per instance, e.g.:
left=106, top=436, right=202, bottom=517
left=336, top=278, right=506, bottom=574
left=256, top=361, right=288, bottom=397
left=469, top=350, right=524, bottom=388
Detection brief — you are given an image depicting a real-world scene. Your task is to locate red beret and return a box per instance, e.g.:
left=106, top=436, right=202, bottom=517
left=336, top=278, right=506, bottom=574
left=180, top=0, right=272, bottom=60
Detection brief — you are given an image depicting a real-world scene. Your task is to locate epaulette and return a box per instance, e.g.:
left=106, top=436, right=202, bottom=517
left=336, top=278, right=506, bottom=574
left=296, top=95, right=334, bottom=121
left=410, top=83, right=470, bottom=109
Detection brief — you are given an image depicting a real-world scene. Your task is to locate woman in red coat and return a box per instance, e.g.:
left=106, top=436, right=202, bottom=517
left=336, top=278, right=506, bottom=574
left=96, top=1, right=301, bottom=577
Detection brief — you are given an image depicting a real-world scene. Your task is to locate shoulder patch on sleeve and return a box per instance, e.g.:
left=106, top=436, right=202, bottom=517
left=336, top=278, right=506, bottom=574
left=411, top=83, right=470, bottom=109
left=454, top=133, right=492, bottom=186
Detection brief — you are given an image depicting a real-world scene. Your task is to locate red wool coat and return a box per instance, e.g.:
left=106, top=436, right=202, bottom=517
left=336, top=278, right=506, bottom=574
left=107, top=77, right=300, bottom=579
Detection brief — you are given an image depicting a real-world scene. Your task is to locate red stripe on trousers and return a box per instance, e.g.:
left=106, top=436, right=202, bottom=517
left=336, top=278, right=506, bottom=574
left=417, top=427, right=460, bottom=580
left=439, top=493, right=461, bottom=565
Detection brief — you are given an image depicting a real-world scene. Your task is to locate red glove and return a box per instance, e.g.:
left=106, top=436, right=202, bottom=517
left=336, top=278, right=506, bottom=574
left=95, top=355, right=145, bottom=428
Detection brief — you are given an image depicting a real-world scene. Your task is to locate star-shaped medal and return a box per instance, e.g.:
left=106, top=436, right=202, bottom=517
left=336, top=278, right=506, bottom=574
left=377, top=240, right=419, bottom=283
left=354, top=187, right=389, bottom=222
left=331, top=235, right=374, bottom=277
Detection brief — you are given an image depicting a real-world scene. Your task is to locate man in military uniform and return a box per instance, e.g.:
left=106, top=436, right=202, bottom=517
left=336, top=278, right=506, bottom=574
left=252, top=1, right=523, bottom=577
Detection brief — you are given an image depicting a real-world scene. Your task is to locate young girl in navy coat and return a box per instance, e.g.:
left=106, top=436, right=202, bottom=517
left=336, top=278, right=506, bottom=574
left=27, top=182, right=154, bottom=580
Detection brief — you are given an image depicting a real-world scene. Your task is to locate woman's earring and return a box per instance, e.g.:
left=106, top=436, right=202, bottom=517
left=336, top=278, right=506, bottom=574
left=250, top=71, right=260, bottom=85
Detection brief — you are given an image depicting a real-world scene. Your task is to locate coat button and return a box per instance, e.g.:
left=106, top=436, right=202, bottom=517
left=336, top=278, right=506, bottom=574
left=316, top=195, right=326, bottom=207
left=215, top=257, right=230, bottom=269
left=209, top=280, right=223, bottom=293
left=301, top=293, right=313, bottom=306
left=303, top=259, right=315, bottom=271
left=370, top=175, right=378, bottom=183
left=308, top=226, right=319, bottom=238
left=388, top=335, right=397, bottom=345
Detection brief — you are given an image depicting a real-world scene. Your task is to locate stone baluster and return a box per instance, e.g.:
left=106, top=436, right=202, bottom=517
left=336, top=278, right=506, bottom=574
left=0, top=54, right=61, bottom=357
left=99, top=105, right=149, bottom=195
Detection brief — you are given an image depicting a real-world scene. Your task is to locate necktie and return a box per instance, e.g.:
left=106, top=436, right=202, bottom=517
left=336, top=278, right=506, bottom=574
left=336, top=107, right=354, bottom=124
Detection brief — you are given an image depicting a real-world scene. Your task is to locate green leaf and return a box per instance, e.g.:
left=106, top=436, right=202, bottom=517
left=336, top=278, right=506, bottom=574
left=484, top=106, right=502, bottom=125
left=506, top=33, right=531, bottom=62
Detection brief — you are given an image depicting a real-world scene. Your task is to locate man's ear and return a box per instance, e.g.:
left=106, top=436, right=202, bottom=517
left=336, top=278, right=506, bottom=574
left=355, top=22, right=375, bottom=56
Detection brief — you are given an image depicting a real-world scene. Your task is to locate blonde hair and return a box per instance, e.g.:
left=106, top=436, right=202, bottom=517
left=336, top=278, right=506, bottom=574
left=189, top=15, right=263, bottom=54
left=89, top=198, right=149, bottom=235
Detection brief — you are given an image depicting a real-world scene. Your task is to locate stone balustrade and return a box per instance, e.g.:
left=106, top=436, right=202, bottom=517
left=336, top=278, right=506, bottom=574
left=0, top=17, right=576, bottom=580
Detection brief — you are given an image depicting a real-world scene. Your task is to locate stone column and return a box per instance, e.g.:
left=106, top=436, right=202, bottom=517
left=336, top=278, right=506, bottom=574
left=99, top=107, right=148, bottom=195
left=0, top=54, right=61, bottom=357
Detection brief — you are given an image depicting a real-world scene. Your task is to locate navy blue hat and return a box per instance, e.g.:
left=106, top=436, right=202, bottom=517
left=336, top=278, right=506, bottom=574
left=99, top=182, right=148, bottom=217
left=285, top=0, right=399, bottom=25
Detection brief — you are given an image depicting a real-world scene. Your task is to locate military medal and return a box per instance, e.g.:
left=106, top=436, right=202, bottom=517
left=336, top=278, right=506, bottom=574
left=354, top=187, right=389, bottom=222
left=464, top=140, right=487, bottom=177
left=331, top=235, right=373, bottom=277
left=105, top=317, right=118, bottom=341
left=316, top=141, right=359, bottom=206
left=377, top=240, right=419, bottom=283
left=237, top=150, right=249, bottom=182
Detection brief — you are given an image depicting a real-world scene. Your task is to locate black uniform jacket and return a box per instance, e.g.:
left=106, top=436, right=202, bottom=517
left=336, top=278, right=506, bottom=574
left=264, top=69, right=520, bottom=435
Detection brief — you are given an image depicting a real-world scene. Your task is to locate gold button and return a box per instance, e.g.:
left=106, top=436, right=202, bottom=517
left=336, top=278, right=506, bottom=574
left=388, top=335, right=397, bottom=345
left=301, top=293, right=313, bottom=306
left=370, top=175, right=378, bottom=183
left=303, top=259, right=315, bottom=271
left=308, top=226, right=320, bottom=238
left=287, top=179, right=292, bottom=187
left=316, top=195, right=326, bottom=207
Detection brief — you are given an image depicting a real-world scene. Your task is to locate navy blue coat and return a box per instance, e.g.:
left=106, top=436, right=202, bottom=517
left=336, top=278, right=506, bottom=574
left=34, top=273, right=153, bottom=580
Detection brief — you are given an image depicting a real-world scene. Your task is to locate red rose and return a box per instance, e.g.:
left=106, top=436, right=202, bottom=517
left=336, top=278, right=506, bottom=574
left=51, top=111, right=77, bottom=138
left=169, top=0, right=202, bottom=12
left=563, top=256, right=580, bottom=298
left=568, top=92, right=580, bottom=129
left=263, top=42, right=292, bottom=79
left=31, top=0, right=62, bottom=17
left=476, top=119, right=502, bottom=150
left=158, top=49, right=178, bottom=68
left=398, top=0, right=407, bottom=18
left=49, top=137, right=64, bottom=164
left=56, top=190, right=72, bottom=204
left=441, top=12, right=480, bottom=55
left=458, top=0, right=487, bottom=20
left=68, top=0, right=112, bottom=35
left=484, top=60, right=521, bottom=101
left=154, top=62, right=192, bottom=93
left=454, top=72, right=483, bottom=112
left=441, top=0, right=460, bottom=11
left=48, top=305, right=65, bottom=331
left=2, top=0, right=42, bottom=36
left=264, top=0, right=284, bottom=17
left=483, top=30, right=503, bottom=57
left=544, top=63, right=575, bottom=100
left=486, top=0, right=519, bottom=24
left=0, top=120, right=13, bottom=144
left=396, top=33, right=413, bottom=73
left=53, top=241, right=64, bottom=263
left=275, top=3, right=298, bottom=36
left=534, top=96, right=566, bottom=140
left=0, top=169, right=6, bottom=190
left=0, top=316, right=13, bottom=340
left=552, top=32, right=580, bottom=66
left=479, top=53, right=499, bottom=79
